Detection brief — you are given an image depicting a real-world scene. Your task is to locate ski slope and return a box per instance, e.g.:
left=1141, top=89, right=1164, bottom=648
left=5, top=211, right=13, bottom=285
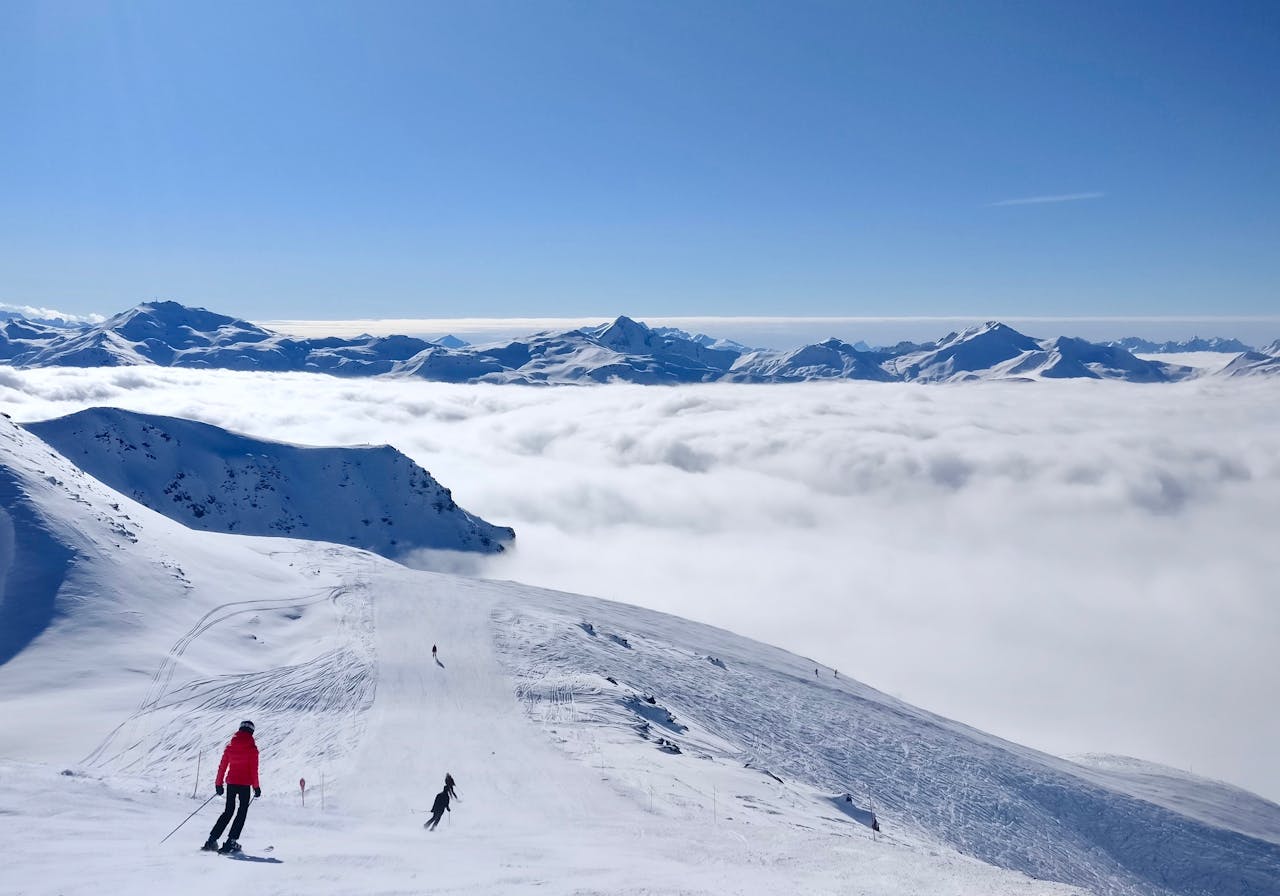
left=1, top=413, right=1277, bottom=896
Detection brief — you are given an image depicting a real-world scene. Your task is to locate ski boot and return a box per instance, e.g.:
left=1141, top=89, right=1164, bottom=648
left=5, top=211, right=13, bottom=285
left=201, top=836, right=219, bottom=851
left=217, top=839, right=242, bottom=854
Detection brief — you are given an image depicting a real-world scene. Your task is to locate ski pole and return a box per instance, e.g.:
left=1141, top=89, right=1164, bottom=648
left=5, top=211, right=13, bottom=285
left=160, top=793, right=217, bottom=844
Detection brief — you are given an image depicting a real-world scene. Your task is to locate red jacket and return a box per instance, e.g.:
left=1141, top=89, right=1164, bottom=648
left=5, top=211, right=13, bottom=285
left=215, top=730, right=260, bottom=788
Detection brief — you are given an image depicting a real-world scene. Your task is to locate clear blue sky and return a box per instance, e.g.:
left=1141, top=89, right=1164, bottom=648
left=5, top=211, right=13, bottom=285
left=2, top=1, right=1277, bottom=320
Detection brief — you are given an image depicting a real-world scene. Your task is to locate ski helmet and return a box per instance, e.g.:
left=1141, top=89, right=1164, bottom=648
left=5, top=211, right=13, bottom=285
left=239, top=720, right=255, bottom=733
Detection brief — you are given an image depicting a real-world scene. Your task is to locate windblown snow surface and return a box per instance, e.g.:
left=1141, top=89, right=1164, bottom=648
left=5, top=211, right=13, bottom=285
left=0, top=415, right=1277, bottom=896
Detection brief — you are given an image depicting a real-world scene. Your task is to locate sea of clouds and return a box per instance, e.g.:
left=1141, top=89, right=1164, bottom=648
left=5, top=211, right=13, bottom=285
left=3, top=367, right=1278, bottom=803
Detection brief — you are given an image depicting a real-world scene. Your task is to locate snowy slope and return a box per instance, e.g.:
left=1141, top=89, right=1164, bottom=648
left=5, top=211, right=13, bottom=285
left=0, top=414, right=370, bottom=769
left=1072, top=755, right=1280, bottom=847
left=24, top=407, right=512, bottom=560
left=0, top=319, right=66, bottom=361
left=1221, top=351, right=1280, bottom=377
left=0, top=414, right=1089, bottom=896
left=494, top=596, right=1280, bottom=896
left=2, top=413, right=1278, bottom=895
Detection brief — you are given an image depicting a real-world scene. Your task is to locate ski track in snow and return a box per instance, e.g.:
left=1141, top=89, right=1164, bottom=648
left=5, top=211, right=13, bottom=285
left=492, top=594, right=1280, bottom=896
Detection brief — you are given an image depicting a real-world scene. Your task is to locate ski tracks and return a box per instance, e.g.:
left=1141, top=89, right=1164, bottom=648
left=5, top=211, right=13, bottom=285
left=82, top=582, right=371, bottom=777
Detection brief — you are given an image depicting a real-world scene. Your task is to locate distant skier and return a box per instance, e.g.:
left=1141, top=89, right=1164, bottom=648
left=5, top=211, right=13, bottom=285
left=424, top=786, right=451, bottom=830
left=432, top=644, right=438, bottom=662
left=202, top=720, right=262, bottom=854
left=444, top=772, right=459, bottom=801
left=814, top=668, right=819, bottom=678
left=834, top=669, right=839, bottom=679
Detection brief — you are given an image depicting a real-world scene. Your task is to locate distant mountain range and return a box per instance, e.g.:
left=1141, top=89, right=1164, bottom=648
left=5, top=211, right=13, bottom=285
left=2, top=301, right=1277, bottom=384
left=1104, top=336, right=1254, bottom=354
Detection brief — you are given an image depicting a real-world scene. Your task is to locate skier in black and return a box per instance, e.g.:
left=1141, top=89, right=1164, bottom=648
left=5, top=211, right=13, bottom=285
left=424, top=786, right=451, bottom=830
left=444, top=772, right=459, bottom=801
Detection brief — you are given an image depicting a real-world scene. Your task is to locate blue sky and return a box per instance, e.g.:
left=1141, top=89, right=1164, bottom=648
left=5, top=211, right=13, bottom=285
left=1, top=1, right=1277, bottom=321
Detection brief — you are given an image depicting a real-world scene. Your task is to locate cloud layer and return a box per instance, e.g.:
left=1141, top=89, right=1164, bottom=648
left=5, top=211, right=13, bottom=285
left=0, top=302, right=104, bottom=324
left=4, top=368, right=1279, bottom=802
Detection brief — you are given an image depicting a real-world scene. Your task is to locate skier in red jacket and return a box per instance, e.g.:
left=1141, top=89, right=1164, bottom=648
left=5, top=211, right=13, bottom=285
left=202, top=720, right=262, bottom=854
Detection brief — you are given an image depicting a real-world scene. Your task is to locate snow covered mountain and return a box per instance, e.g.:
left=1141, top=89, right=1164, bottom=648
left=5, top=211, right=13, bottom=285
left=25, top=407, right=512, bottom=560
left=887, top=321, right=1045, bottom=382
left=2, top=301, right=438, bottom=374
left=650, top=325, right=758, bottom=353
left=392, top=316, right=740, bottom=384
left=2, top=411, right=1278, bottom=896
left=1221, top=350, right=1280, bottom=377
left=1108, top=336, right=1255, bottom=354
left=881, top=324, right=1195, bottom=383
left=0, top=317, right=67, bottom=361
left=725, top=338, right=896, bottom=382
left=0, top=301, right=1268, bottom=383
left=994, top=337, right=1193, bottom=382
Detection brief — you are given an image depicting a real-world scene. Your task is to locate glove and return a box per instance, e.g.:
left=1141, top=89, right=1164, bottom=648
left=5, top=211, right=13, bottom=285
left=216, top=785, right=224, bottom=796
left=253, top=787, right=262, bottom=799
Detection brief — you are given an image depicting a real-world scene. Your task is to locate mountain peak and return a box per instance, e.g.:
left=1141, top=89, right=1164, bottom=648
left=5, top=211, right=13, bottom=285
left=104, top=301, right=270, bottom=346
left=592, top=315, right=655, bottom=352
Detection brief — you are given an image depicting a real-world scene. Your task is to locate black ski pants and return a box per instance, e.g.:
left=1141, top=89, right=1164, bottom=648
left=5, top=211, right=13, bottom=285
left=210, top=784, right=252, bottom=841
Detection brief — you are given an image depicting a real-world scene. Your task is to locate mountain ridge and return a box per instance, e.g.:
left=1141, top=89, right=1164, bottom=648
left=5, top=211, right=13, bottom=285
left=24, top=407, right=513, bottom=560
left=0, top=301, right=1274, bottom=384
